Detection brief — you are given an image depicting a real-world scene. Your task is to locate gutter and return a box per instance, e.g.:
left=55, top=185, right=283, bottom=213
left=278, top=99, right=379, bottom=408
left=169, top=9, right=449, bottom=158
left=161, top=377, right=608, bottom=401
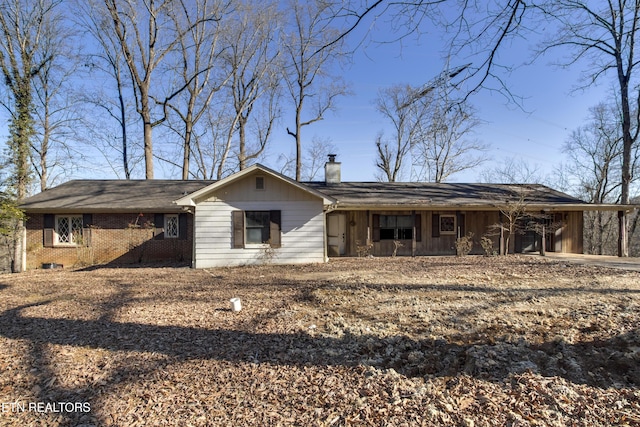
left=322, top=203, right=639, bottom=212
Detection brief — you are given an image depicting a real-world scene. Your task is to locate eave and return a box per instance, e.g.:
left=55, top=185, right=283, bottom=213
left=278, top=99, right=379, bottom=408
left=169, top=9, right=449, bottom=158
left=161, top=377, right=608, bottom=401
left=174, top=164, right=337, bottom=207
left=327, top=203, right=639, bottom=212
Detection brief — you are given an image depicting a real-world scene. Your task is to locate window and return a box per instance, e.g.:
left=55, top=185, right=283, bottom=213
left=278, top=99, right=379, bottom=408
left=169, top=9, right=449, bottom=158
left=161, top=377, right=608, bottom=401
left=255, top=176, right=265, bottom=190
left=380, top=215, right=413, bottom=240
left=55, top=215, right=83, bottom=245
left=232, top=210, right=281, bottom=248
left=440, top=215, right=456, bottom=235
left=153, top=213, right=187, bottom=241
left=165, top=214, right=179, bottom=238
left=245, top=211, right=270, bottom=244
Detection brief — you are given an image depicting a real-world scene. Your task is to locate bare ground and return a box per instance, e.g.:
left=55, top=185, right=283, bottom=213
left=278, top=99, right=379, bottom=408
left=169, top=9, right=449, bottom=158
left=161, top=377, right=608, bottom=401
left=0, top=255, right=639, bottom=426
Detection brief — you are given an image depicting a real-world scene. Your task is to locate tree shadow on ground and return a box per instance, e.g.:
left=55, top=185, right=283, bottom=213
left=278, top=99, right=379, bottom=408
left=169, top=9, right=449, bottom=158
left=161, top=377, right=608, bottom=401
left=2, top=301, right=638, bottom=391
left=2, top=272, right=639, bottom=426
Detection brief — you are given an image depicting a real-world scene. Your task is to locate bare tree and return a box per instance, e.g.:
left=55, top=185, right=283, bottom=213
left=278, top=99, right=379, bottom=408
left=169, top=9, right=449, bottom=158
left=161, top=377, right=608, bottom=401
left=31, top=10, right=80, bottom=191
left=533, top=0, right=640, bottom=257
left=564, top=101, right=640, bottom=254
left=480, top=158, right=545, bottom=184
left=78, top=0, right=137, bottom=179
left=0, top=195, right=25, bottom=272
left=0, top=0, right=61, bottom=272
left=0, top=0, right=60, bottom=200
left=565, top=102, right=624, bottom=196
left=101, top=0, right=215, bottom=179
left=490, top=190, right=529, bottom=255
left=164, top=0, right=230, bottom=179
left=281, top=0, right=349, bottom=181
left=216, top=0, right=282, bottom=178
left=449, top=0, right=640, bottom=254
left=372, top=84, right=422, bottom=182
left=278, top=136, right=338, bottom=181
left=375, top=132, right=407, bottom=182
left=100, top=0, right=168, bottom=179
left=190, top=106, right=231, bottom=179
left=413, top=91, right=487, bottom=183
left=323, top=1, right=640, bottom=255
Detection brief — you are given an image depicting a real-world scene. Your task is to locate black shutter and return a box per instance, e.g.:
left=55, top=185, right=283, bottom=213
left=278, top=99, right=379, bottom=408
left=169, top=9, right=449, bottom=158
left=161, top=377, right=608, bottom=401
left=432, top=213, right=440, bottom=238
left=178, top=213, right=188, bottom=240
left=154, top=213, right=164, bottom=240
left=232, top=211, right=244, bottom=248
left=456, top=212, right=466, bottom=238
left=372, top=214, right=380, bottom=242
left=43, top=214, right=55, bottom=247
left=269, top=210, right=281, bottom=248
left=415, top=213, right=422, bottom=242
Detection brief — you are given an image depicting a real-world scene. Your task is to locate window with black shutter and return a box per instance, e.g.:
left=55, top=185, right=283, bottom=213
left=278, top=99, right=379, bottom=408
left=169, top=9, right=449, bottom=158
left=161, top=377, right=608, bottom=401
left=232, top=210, right=281, bottom=248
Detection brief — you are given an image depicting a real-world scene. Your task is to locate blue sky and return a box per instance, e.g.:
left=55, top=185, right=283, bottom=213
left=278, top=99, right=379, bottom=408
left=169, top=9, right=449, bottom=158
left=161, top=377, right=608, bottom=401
left=0, top=4, right=612, bottom=188
left=264, top=23, right=610, bottom=184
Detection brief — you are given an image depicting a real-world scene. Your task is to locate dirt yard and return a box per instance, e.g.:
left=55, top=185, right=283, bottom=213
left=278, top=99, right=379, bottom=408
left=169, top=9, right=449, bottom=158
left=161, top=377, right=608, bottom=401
left=0, top=255, right=639, bottom=426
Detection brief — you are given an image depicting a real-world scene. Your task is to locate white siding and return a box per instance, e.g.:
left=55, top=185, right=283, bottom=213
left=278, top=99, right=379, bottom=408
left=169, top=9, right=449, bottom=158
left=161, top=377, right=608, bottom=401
left=193, top=199, right=326, bottom=268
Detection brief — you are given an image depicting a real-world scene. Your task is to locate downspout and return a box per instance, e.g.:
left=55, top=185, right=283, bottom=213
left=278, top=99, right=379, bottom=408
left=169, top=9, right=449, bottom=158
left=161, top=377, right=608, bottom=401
left=322, top=207, right=329, bottom=263
left=191, top=210, right=196, bottom=268
left=21, top=220, right=27, bottom=272
left=182, top=207, right=196, bottom=268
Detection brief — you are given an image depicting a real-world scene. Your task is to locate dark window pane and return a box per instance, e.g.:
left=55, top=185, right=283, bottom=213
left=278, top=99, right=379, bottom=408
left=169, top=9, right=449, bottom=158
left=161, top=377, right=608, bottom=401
left=245, top=211, right=270, bottom=244
left=380, top=229, right=395, bottom=240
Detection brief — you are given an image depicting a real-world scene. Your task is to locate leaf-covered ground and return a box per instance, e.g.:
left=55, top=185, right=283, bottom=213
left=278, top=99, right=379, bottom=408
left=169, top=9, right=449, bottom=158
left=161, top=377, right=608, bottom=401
left=0, top=256, right=639, bottom=426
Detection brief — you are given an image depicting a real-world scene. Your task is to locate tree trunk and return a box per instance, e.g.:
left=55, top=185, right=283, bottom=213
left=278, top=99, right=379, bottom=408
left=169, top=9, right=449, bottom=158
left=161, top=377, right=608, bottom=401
left=117, top=77, right=130, bottom=179
left=142, top=107, right=154, bottom=179
left=238, top=116, right=247, bottom=170
left=182, top=114, right=193, bottom=180
left=295, top=104, right=302, bottom=181
left=616, top=45, right=631, bottom=257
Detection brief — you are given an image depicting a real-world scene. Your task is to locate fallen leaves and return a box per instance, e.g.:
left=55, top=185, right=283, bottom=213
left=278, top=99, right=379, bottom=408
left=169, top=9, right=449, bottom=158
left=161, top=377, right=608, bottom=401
left=0, top=256, right=639, bottom=426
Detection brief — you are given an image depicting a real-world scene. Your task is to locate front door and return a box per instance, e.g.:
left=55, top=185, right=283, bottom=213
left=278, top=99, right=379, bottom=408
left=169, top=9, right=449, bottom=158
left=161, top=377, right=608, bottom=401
left=545, top=213, right=563, bottom=252
left=327, top=213, right=346, bottom=256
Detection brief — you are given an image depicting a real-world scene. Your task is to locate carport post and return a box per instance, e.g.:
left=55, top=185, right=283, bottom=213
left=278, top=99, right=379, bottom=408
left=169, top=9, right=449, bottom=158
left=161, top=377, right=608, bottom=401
left=540, top=223, right=546, bottom=256
left=618, top=210, right=628, bottom=258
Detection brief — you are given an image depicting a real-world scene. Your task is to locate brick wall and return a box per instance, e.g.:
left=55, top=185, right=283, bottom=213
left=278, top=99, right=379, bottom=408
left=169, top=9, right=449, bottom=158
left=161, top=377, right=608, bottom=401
left=25, top=212, right=193, bottom=269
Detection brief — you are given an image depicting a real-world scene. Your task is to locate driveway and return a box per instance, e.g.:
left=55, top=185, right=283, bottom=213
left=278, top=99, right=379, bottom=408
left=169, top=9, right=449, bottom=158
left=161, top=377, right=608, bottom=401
left=541, top=252, right=640, bottom=272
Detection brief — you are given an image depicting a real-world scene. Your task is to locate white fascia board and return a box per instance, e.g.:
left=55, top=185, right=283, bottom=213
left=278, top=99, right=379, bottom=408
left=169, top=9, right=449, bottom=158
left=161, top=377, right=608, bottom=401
left=173, top=164, right=336, bottom=207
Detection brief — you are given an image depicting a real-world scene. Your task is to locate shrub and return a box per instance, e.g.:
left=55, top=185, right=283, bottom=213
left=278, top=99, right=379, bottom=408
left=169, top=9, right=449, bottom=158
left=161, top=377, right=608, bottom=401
left=455, top=232, right=474, bottom=256
left=480, top=235, right=496, bottom=256
left=356, top=240, right=373, bottom=257
left=392, top=240, right=404, bottom=257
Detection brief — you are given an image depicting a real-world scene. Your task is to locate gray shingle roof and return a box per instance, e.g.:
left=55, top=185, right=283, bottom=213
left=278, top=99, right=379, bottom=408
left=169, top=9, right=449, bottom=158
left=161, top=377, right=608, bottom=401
left=305, top=182, right=586, bottom=209
left=21, top=178, right=590, bottom=213
left=20, top=180, right=214, bottom=213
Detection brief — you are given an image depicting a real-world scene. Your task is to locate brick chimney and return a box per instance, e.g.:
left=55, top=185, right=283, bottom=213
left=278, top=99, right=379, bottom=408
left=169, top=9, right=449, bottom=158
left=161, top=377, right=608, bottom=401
left=325, top=154, right=341, bottom=185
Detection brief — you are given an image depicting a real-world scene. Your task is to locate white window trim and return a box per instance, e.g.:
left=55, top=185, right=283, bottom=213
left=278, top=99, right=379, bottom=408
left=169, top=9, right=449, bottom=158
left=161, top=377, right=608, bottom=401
left=54, top=215, right=83, bottom=246
left=255, top=176, right=265, bottom=191
left=244, top=211, right=270, bottom=246
left=440, top=214, right=457, bottom=235
left=244, top=243, right=271, bottom=249
left=164, top=214, right=179, bottom=239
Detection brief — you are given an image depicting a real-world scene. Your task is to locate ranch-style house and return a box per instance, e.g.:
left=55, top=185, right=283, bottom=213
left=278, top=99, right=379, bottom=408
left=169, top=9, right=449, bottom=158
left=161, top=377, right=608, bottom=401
left=19, top=156, right=632, bottom=269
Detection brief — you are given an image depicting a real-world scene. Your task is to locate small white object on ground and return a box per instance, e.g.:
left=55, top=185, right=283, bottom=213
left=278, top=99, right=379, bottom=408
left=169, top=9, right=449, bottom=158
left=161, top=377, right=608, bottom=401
left=230, top=297, right=242, bottom=312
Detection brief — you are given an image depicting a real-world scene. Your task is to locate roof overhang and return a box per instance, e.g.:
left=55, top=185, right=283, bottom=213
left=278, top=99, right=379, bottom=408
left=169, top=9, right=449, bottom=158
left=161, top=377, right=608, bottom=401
left=326, top=203, right=639, bottom=212
left=21, top=207, right=188, bottom=214
left=174, top=164, right=337, bottom=207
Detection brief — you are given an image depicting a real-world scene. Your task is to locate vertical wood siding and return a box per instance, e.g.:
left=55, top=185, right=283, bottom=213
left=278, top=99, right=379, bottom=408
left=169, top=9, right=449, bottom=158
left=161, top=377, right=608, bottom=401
left=339, top=210, right=508, bottom=257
